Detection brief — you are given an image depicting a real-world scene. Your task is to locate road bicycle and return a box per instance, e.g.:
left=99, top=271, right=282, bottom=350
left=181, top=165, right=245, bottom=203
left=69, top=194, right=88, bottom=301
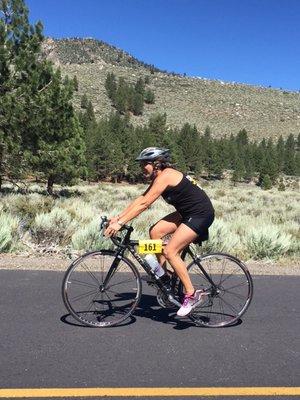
left=62, top=216, right=253, bottom=328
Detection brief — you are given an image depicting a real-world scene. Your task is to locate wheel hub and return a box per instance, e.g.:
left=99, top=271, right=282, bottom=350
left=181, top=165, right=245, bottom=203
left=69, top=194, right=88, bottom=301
left=99, top=284, right=105, bottom=292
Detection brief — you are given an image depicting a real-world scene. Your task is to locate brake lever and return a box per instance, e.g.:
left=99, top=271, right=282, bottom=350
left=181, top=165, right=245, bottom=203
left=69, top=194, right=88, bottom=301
left=99, top=216, right=109, bottom=237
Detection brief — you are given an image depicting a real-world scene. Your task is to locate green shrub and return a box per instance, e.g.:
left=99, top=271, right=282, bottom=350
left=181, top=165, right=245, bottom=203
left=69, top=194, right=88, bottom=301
left=201, top=219, right=239, bottom=254
left=71, top=220, right=111, bottom=250
left=245, top=225, right=292, bottom=259
left=0, top=213, right=19, bottom=252
left=59, top=199, right=96, bottom=223
left=278, top=179, right=286, bottom=191
left=4, top=194, right=54, bottom=226
left=32, top=208, right=75, bottom=246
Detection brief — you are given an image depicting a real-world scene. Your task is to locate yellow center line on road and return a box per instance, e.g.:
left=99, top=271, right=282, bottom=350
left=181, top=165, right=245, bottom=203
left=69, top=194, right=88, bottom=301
left=0, top=387, right=299, bottom=397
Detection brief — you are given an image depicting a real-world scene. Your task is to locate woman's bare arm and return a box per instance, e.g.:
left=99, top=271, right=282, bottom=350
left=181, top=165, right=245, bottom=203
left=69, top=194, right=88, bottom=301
left=117, top=174, right=169, bottom=224
left=117, top=196, right=146, bottom=220
left=112, top=182, right=154, bottom=221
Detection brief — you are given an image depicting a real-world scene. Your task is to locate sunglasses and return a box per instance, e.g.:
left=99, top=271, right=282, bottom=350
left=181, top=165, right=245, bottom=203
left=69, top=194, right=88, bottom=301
left=140, top=161, right=152, bottom=167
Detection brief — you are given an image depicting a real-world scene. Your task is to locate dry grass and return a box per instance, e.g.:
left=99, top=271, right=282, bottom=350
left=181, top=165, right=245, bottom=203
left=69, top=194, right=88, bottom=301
left=0, top=180, right=299, bottom=263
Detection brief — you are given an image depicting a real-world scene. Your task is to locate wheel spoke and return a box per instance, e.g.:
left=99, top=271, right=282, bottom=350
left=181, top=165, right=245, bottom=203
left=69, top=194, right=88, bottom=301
left=193, top=261, right=212, bottom=285
left=225, top=280, right=249, bottom=291
left=218, top=297, right=225, bottom=322
left=218, top=258, right=226, bottom=286
left=83, top=291, right=101, bottom=316
left=68, top=279, right=98, bottom=289
left=81, top=261, right=101, bottom=285
left=218, top=295, right=239, bottom=315
left=224, top=289, right=248, bottom=302
left=69, top=288, right=99, bottom=303
left=106, top=278, right=136, bottom=289
left=218, top=268, right=240, bottom=286
left=103, top=290, right=115, bottom=307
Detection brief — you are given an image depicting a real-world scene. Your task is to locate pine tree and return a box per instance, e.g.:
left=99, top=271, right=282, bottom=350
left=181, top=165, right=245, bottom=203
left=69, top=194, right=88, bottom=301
left=177, top=123, right=202, bottom=174
left=276, top=135, right=285, bottom=172
left=231, top=157, right=246, bottom=183
left=144, top=89, right=155, bottom=104
left=124, top=125, right=142, bottom=182
left=26, top=69, right=87, bottom=194
left=148, top=113, right=167, bottom=144
left=269, top=138, right=280, bottom=182
left=0, top=0, right=46, bottom=188
left=131, top=92, right=144, bottom=115
left=1, top=0, right=87, bottom=193
left=164, top=128, right=187, bottom=172
left=236, top=129, right=249, bottom=147
left=244, top=156, right=255, bottom=182
left=114, top=78, right=129, bottom=114
left=210, top=140, right=226, bottom=178
left=284, top=134, right=296, bottom=175
left=218, top=137, right=231, bottom=171
left=294, top=152, right=300, bottom=176
left=134, top=78, right=145, bottom=96
left=80, top=93, right=89, bottom=109
left=204, top=126, right=212, bottom=140
left=261, top=174, right=272, bottom=190
left=79, top=100, right=96, bottom=132
left=73, top=75, right=79, bottom=91
left=231, top=169, right=240, bottom=186
left=88, top=118, right=124, bottom=182
left=105, top=72, right=117, bottom=100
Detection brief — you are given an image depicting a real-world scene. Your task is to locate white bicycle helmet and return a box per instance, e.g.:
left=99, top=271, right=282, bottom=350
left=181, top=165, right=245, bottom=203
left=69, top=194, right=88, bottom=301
left=135, top=147, right=170, bottom=162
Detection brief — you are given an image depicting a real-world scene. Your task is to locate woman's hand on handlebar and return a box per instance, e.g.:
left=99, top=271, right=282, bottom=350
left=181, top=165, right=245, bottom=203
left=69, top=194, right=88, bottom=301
left=104, top=221, right=122, bottom=237
left=108, top=215, right=119, bottom=224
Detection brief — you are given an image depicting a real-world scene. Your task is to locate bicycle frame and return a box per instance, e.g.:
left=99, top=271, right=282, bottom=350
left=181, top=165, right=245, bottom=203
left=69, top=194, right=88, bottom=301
left=102, top=222, right=217, bottom=308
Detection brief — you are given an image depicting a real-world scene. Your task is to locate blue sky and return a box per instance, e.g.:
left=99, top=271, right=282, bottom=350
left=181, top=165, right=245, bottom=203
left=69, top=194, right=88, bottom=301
left=26, top=0, right=300, bottom=91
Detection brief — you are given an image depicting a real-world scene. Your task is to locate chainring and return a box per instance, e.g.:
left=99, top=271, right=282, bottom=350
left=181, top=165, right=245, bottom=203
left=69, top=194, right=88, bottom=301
left=156, top=274, right=182, bottom=308
left=156, top=289, right=175, bottom=308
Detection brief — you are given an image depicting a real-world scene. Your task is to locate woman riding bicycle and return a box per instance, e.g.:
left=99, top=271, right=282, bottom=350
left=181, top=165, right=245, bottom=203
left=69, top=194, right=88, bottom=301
left=105, top=147, right=215, bottom=316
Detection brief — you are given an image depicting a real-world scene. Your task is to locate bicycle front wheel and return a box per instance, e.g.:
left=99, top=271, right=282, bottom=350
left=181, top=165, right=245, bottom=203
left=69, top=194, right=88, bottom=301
left=62, top=250, right=142, bottom=327
left=181, top=252, right=253, bottom=327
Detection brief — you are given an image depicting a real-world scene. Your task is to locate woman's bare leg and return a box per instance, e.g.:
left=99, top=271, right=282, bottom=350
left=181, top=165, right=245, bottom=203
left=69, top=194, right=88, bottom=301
left=149, top=212, right=182, bottom=269
left=163, top=224, right=198, bottom=295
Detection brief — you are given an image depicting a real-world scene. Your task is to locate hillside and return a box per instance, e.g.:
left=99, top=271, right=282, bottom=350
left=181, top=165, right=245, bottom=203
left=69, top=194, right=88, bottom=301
left=42, top=37, right=300, bottom=140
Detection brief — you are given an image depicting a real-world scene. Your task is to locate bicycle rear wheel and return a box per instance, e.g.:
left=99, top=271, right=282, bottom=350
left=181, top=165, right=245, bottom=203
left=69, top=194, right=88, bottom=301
left=62, top=250, right=142, bottom=327
left=180, top=252, right=253, bottom=327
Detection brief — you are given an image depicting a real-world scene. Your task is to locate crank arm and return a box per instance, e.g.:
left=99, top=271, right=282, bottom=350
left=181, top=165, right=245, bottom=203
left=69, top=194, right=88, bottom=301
left=167, top=294, right=181, bottom=308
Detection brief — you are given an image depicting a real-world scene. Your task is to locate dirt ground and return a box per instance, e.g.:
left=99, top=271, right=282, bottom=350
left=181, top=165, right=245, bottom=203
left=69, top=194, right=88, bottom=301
left=0, top=253, right=299, bottom=275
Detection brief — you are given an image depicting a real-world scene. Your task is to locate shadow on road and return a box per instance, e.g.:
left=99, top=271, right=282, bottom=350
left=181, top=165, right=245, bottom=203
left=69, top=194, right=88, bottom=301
left=60, top=293, right=242, bottom=330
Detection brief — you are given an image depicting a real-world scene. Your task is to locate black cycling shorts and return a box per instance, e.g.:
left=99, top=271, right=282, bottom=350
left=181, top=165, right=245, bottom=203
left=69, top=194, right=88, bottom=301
left=181, top=213, right=214, bottom=242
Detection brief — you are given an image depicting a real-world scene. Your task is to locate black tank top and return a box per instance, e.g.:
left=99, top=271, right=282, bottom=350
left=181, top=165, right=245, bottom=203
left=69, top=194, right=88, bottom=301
left=161, top=174, right=214, bottom=217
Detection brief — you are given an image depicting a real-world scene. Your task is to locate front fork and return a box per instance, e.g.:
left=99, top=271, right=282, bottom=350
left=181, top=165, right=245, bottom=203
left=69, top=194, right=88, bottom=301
left=102, top=249, right=124, bottom=290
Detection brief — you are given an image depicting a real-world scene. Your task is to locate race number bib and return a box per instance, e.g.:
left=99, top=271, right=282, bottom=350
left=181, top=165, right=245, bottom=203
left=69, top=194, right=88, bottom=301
left=138, top=240, right=163, bottom=254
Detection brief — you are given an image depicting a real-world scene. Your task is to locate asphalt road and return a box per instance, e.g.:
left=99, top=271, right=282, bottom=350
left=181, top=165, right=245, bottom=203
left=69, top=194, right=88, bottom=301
left=0, top=270, right=299, bottom=399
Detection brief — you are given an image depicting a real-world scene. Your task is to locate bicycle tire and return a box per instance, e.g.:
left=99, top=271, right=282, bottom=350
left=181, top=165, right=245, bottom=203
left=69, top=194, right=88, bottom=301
left=179, top=252, right=253, bottom=327
left=62, top=250, right=142, bottom=327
